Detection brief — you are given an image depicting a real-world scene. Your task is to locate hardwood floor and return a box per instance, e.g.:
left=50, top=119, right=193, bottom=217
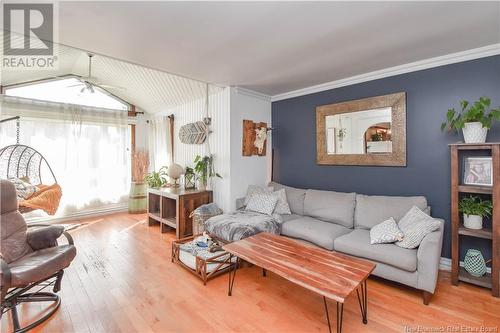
left=2, top=212, right=499, bottom=333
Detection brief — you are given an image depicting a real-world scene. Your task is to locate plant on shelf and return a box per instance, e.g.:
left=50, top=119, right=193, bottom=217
left=371, top=132, right=383, bottom=142
left=441, top=97, right=500, bottom=143
left=458, top=196, right=492, bottom=230
left=337, top=128, right=347, bottom=141
left=144, top=166, right=168, bottom=188
left=193, top=155, right=222, bottom=190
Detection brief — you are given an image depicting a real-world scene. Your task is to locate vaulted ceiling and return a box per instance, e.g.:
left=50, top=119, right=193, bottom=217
left=0, top=33, right=210, bottom=114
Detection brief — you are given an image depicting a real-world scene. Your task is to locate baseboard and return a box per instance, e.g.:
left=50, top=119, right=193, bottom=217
left=26, top=204, right=129, bottom=224
left=439, top=256, right=491, bottom=273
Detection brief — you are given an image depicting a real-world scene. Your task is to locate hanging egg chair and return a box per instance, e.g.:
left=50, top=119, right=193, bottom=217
left=0, top=116, right=62, bottom=215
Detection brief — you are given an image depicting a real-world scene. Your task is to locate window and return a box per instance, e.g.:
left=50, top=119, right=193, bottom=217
left=1, top=78, right=131, bottom=218
left=4, top=77, right=128, bottom=110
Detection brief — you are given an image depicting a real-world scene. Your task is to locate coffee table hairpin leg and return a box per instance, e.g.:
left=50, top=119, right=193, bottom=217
left=227, top=255, right=239, bottom=296
left=323, top=280, right=368, bottom=333
left=323, top=297, right=343, bottom=333
left=356, top=279, right=368, bottom=324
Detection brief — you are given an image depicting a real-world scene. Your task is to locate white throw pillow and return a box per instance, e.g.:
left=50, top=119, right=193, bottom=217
left=245, top=193, right=278, bottom=216
left=244, top=185, right=274, bottom=205
left=271, top=189, right=291, bottom=215
left=370, top=218, right=404, bottom=244
left=395, top=206, right=441, bottom=249
left=9, top=177, right=37, bottom=200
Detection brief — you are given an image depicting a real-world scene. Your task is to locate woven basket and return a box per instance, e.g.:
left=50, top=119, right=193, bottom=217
left=190, top=206, right=223, bottom=235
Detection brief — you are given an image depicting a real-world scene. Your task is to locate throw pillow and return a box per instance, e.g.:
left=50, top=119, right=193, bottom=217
left=272, top=189, right=291, bottom=215
left=246, top=193, right=278, bottom=216
left=396, top=206, right=441, bottom=249
left=370, top=218, right=404, bottom=244
left=8, top=177, right=37, bottom=200
left=244, top=185, right=274, bottom=206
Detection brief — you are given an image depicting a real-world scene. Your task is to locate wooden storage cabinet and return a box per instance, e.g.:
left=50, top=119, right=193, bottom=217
left=450, top=143, right=499, bottom=297
left=147, top=188, right=213, bottom=239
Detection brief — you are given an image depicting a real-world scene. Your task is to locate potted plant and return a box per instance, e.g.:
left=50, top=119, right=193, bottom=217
left=193, top=154, right=221, bottom=191
left=144, top=166, right=168, bottom=188
left=371, top=132, right=383, bottom=142
left=184, top=166, right=196, bottom=190
left=441, top=97, right=500, bottom=143
left=129, top=150, right=150, bottom=213
left=458, top=196, right=492, bottom=230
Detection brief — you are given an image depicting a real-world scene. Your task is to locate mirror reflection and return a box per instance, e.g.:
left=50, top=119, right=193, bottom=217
left=325, top=107, right=392, bottom=155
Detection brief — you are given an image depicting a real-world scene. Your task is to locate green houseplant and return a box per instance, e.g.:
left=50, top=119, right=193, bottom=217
left=441, top=97, right=500, bottom=143
left=193, top=155, right=221, bottom=190
left=458, top=196, right=492, bottom=230
left=144, top=166, right=168, bottom=188
left=371, top=132, right=383, bottom=142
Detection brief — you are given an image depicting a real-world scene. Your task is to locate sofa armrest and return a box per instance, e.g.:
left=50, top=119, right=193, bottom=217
left=416, top=218, right=444, bottom=293
left=27, top=225, right=66, bottom=250
left=236, top=197, right=246, bottom=210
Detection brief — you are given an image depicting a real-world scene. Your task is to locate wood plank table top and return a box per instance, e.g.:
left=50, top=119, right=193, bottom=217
left=223, top=232, right=376, bottom=303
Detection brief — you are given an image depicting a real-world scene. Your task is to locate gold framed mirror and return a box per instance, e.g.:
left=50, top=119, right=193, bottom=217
left=316, top=92, right=406, bottom=166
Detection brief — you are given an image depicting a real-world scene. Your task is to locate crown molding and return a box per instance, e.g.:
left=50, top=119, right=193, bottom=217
left=233, top=86, right=272, bottom=102
left=271, top=43, right=500, bottom=102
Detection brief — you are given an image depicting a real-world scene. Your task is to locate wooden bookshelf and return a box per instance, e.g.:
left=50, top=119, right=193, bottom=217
left=450, top=143, right=499, bottom=297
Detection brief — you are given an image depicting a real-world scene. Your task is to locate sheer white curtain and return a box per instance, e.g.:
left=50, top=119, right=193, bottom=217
left=0, top=96, right=130, bottom=217
left=148, top=116, right=171, bottom=171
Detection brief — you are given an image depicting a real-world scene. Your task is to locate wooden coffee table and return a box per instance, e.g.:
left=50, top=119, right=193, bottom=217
left=223, top=233, right=376, bottom=333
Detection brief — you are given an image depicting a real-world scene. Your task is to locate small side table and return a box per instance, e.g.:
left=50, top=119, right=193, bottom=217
left=147, top=187, right=212, bottom=239
left=172, top=235, right=236, bottom=285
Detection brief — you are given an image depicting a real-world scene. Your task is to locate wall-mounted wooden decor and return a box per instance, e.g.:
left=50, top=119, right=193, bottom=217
left=242, top=120, right=268, bottom=156
left=179, top=121, right=209, bottom=145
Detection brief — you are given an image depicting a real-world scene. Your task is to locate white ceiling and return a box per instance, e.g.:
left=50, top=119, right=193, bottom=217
left=57, top=1, right=500, bottom=96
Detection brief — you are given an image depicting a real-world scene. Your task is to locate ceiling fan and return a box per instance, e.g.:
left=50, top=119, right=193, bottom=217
left=71, top=53, right=124, bottom=93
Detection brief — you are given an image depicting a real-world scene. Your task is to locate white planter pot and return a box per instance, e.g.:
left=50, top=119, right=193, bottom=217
left=463, top=214, right=483, bottom=230
left=462, top=122, right=488, bottom=143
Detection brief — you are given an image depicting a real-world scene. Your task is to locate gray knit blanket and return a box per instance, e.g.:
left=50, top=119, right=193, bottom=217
left=204, top=210, right=282, bottom=242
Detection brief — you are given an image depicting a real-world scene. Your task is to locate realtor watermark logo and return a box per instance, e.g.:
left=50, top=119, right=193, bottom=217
left=2, top=2, right=58, bottom=70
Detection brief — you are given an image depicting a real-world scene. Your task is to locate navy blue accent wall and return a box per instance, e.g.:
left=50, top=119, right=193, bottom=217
left=272, top=55, right=500, bottom=259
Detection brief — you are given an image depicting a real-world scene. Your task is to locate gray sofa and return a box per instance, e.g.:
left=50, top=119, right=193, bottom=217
left=238, top=181, right=444, bottom=305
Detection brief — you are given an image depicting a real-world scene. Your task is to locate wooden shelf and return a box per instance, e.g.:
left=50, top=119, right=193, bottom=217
left=458, top=225, right=492, bottom=239
left=450, top=144, right=499, bottom=297
left=458, top=267, right=492, bottom=289
left=147, top=188, right=213, bottom=239
left=449, top=142, right=500, bottom=150
left=148, top=212, right=176, bottom=228
left=458, top=185, right=492, bottom=194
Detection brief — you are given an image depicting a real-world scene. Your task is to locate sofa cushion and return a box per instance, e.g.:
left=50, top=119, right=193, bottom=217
left=395, top=206, right=441, bottom=249
left=354, top=194, right=428, bottom=229
left=245, top=193, right=278, bottom=216
left=272, top=189, right=292, bottom=215
left=304, top=189, right=356, bottom=228
left=281, top=214, right=302, bottom=223
left=269, top=182, right=306, bottom=215
left=369, top=217, right=404, bottom=244
left=281, top=216, right=351, bottom=250
left=334, top=229, right=417, bottom=272
left=244, top=185, right=274, bottom=205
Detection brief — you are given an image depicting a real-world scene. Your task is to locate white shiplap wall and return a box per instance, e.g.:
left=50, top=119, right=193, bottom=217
left=161, top=86, right=232, bottom=211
